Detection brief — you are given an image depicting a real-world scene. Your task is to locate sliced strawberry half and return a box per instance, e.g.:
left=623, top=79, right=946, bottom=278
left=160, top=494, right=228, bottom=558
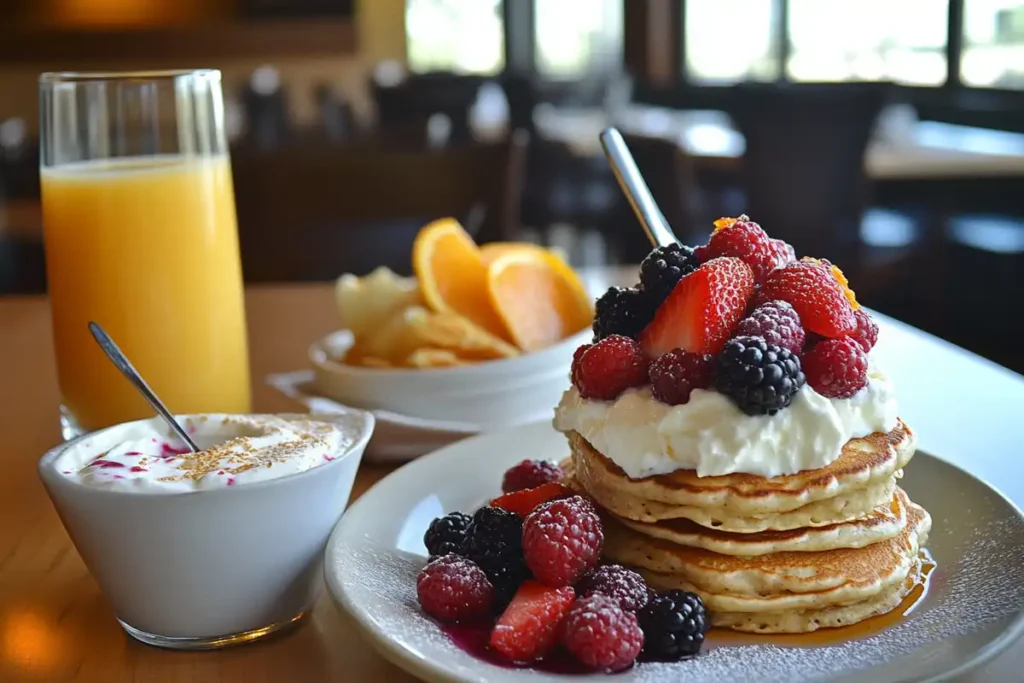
left=639, top=257, right=755, bottom=358
left=490, top=482, right=572, bottom=517
left=759, top=261, right=857, bottom=338
left=490, top=581, right=576, bottom=662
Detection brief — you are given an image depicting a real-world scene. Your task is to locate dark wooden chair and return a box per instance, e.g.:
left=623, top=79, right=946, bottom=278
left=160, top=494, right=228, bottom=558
left=231, top=131, right=529, bottom=282
left=372, top=72, right=483, bottom=146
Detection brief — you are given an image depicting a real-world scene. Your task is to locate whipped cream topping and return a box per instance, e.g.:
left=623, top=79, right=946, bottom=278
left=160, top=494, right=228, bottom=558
left=56, top=414, right=354, bottom=492
left=554, top=361, right=898, bottom=479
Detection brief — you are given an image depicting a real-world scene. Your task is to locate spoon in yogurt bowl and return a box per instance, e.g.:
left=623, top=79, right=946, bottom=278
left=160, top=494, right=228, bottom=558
left=87, top=321, right=200, bottom=453
left=599, top=126, right=679, bottom=249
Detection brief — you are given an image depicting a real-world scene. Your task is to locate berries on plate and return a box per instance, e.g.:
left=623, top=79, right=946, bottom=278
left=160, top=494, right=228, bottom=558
left=802, top=336, right=868, bottom=399
left=759, top=261, right=857, bottom=338
left=417, top=554, right=494, bottom=622
left=702, top=216, right=778, bottom=282
left=459, top=506, right=528, bottom=607
left=573, top=335, right=649, bottom=401
left=490, top=482, right=572, bottom=517
left=714, top=336, right=806, bottom=416
left=639, top=257, right=755, bottom=358
left=638, top=590, right=708, bottom=661
left=638, top=243, right=701, bottom=302
left=648, top=349, right=714, bottom=406
left=423, top=511, right=472, bottom=559
left=849, top=308, right=879, bottom=352
left=561, top=594, right=644, bottom=671
left=735, top=300, right=806, bottom=354
left=522, top=495, right=603, bottom=587
left=502, top=459, right=564, bottom=494
left=577, top=564, right=652, bottom=613
left=489, top=581, right=576, bottom=662
left=592, top=287, right=655, bottom=341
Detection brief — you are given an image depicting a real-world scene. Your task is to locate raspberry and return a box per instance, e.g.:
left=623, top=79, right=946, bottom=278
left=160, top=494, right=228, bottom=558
left=769, top=238, right=796, bottom=266
left=561, top=594, right=644, bottom=671
left=703, top=216, right=777, bottom=282
left=423, top=512, right=472, bottom=558
left=573, top=335, right=649, bottom=401
left=416, top=554, right=494, bottom=622
left=714, top=336, right=805, bottom=415
left=648, top=350, right=714, bottom=406
left=501, top=459, right=564, bottom=494
left=490, top=581, right=576, bottom=662
left=638, top=590, right=707, bottom=661
left=759, top=261, right=857, bottom=338
left=570, top=343, right=592, bottom=386
left=849, top=309, right=879, bottom=352
left=459, top=506, right=528, bottom=607
left=735, top=300, right=806, bottom=354
left=802, top=337, right=868, bottom=399
left=522, top=495, right=603, bottom=587
left=638, top=243, right=701, bottom=302
left=577, top=564, right=652, bottom=612
left=592, top=287, right=655, bottom=341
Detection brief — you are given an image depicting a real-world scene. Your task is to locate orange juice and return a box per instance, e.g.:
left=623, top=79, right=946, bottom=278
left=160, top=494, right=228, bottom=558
left=42, top=155, right=251, bottom=431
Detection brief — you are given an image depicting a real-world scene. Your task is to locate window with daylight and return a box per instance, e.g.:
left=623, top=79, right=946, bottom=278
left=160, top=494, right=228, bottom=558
left=787, top=0, right=948, bottom=85
left=534, top=0, right=624, bottom=80
left=405, top=0, right=505, bottom=75
left=961, top=0, right=1024, bottom=88
left=685, top=0, right=781, bottom=84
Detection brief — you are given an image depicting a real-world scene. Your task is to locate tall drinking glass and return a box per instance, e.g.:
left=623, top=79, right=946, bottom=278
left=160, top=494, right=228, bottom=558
left=39, top=70, right=251, bottom=437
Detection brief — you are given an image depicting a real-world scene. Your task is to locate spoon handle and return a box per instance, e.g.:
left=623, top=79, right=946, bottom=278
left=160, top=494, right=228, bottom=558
left=88, top=322, right=200, bottom=453
left=599, top=127, right=679, bottom=249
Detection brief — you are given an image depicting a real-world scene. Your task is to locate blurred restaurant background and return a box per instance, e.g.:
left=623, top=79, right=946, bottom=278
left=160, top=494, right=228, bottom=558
left=1, top=0, right=1023, bottom=372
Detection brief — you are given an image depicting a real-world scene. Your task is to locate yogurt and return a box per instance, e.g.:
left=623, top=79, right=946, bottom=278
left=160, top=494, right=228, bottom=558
left=56, top=414, right=355, bottom=492
left=554, top=361, right=899, bottom=479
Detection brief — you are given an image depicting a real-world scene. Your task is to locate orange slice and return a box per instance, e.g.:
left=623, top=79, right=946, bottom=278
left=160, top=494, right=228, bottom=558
left=480, top=242, right=553, bottom=265
left=487, top=249, right=593, bottom=352
left=412, top=218, right=514, bottom=342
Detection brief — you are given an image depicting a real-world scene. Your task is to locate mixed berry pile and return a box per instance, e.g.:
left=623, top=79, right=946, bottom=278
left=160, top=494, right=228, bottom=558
left=579, top=215, right=879, bottom=414
left=417, top=459, right=709, bottom=671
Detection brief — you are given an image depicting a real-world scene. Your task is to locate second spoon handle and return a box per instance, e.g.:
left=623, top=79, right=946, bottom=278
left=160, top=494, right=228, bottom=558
left=599, top=127, right=679, bottom=248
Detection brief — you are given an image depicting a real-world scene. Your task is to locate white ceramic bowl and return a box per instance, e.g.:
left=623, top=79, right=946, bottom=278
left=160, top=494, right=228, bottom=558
left=309, top=328, right=590, bottom=430
left=38, top=412, right=373, bottom=649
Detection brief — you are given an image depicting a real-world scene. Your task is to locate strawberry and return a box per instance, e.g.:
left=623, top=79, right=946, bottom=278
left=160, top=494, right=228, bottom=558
left=491, top=482, right=572, bottom=517
left=759, top=261, right=857, bottom=338
left=490, top=581, right=576, bottom=662
left=639, top=257, right=755, bottom=358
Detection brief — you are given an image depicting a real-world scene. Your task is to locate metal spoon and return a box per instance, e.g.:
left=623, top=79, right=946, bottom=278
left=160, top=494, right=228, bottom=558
left=599, top=127, right=679, bottom=249
left=87, top=321, right=200, bottom=453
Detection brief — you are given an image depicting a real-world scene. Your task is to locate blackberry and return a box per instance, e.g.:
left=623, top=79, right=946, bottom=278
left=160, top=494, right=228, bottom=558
left=459, top=506, right=528, bottom=607
left=592, top=287, right=654, bottom=341
left=714, top=336, right=805, bottom=416
left=638, top=590, right=708, bottom=661
left=639, top=243, right=701, bottom=301
left=423, top=512, right=472, bottom=559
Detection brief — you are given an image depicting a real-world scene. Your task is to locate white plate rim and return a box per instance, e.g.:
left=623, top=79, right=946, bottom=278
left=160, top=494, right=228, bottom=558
left=325, top=421, right=1024, bottom=683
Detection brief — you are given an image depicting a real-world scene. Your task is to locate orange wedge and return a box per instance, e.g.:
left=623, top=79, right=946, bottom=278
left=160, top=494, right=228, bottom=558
left=480, top=242, right=553, bottom=265
left=487, top=249, right=593, bottom=352
left=412, top=218, right=514, bottom=342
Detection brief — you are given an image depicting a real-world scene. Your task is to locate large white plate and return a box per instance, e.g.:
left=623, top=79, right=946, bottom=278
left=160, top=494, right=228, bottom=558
left=325, top=421, right=1024, bottom=682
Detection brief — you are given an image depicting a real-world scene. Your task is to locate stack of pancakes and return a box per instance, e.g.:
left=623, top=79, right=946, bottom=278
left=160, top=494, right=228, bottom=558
left=562, top=419, right=932, bottom=633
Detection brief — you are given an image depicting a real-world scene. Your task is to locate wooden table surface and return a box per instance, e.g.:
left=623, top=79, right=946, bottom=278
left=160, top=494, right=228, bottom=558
left=3, top=281, right=1024, bottom=682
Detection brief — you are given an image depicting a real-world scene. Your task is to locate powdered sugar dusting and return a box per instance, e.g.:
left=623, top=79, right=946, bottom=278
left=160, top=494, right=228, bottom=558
left=334, top=514, right=1024, bottom=683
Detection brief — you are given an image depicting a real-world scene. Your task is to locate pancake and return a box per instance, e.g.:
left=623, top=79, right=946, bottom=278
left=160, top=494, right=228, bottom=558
left=563, top=458, right=899, bottom=533
left=708, top=557, right=923, bottom=634
left=616, top=488, right=908, bottom=556
left=567, top=420, right=915, bottom=519
left=604, top=492, right=930, bottom=609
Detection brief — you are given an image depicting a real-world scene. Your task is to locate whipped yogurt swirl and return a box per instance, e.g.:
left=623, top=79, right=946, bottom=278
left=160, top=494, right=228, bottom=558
left=554, top=361, right=898, bottom=479
left=56, top=414, right=353, bottom=492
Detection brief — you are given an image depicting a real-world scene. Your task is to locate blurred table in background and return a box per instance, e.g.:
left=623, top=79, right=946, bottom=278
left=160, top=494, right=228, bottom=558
left=528, top=104, right=1024, bottom=180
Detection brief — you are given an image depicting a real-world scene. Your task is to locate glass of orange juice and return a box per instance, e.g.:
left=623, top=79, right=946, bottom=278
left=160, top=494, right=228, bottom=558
left=39, top=70, right=251, bottom=438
